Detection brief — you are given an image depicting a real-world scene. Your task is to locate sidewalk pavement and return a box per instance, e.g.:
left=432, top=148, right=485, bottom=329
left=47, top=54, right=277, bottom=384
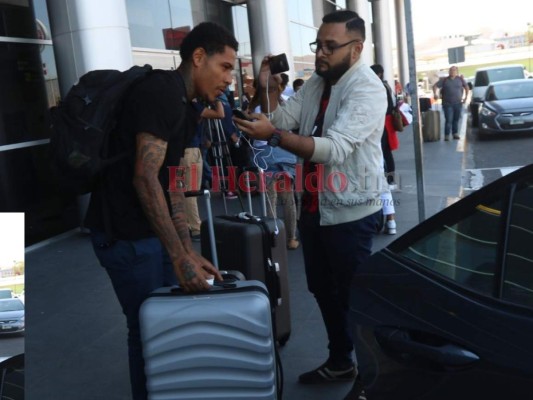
left=25, top=110, right=467, bottom=399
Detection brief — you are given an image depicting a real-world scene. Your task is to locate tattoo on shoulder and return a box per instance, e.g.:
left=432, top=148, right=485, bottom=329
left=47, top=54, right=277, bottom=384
left=137, top=133, right=167, bottom=171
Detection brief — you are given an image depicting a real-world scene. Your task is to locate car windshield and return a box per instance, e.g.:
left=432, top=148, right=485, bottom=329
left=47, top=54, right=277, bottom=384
left=491, top=82, right=533, bottom=100
left=0, top=299, right=23, bottom=312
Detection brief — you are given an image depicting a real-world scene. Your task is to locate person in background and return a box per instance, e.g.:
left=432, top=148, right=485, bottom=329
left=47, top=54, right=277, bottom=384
left=293, top=78, right=305, bottom=93
left=219, top=91, right=250, bottom=199
left=394, top=78, right=403, bottom=98
left=251, top=84, right=300, bottom=250
left=185, top=98, right=224, bottom=240
left=84, top=22, right=234, bottom=399
left=432, top=66, right=469, bottom=141
left=370, top=64, right=398, bottom=236
left=370, top=64, right=398, bottom=189
left=280, top=72, right=293, bottom=101
left=234, top=11, right=385, bottom=399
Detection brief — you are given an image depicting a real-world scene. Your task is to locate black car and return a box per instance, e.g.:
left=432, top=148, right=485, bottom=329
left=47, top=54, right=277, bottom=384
left=350, top=164, right=533, bottom=399
left=478, top=79, right=533, bottom=137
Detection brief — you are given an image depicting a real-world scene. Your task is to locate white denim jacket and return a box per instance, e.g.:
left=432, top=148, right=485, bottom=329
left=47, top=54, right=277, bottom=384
left=270, top=58, right=387, bottom=226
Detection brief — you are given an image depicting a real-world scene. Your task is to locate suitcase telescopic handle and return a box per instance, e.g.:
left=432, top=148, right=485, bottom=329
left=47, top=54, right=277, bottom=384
left=184, top=189, right=219, bottom=269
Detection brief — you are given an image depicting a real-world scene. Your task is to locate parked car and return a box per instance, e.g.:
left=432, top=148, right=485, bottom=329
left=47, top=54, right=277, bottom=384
left=470, top=64, right=526, bottom=127
left=16, top=290, right=24, bottom=304
left=478, top=79, right=533, bottom=137
left=350, top=164, right=533, bottom=399
left=0, top=298, right=24, bottom=335
left=0, top=289, right=13, bottom=299
left=0, top=354, right=24, bottom=399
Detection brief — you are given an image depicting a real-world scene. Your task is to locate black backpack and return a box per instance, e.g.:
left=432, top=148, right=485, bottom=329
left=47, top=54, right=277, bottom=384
left=49, top=64, right=154, bottom=194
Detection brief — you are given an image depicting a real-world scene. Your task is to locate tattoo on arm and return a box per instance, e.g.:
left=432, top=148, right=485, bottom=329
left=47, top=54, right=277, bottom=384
left=134, top=132, right=187, bottom=262
left=181, top=261, right=197, bottom=283
left=170, top=191, right=192, bottom=246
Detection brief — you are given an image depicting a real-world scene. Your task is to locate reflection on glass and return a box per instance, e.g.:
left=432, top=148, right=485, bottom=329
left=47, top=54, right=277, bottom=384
left=232, top=5, right=251, bottom=58
left=503, top=181, right=533, bottom=309
left=399, top=200, right=502, bottom=297
left=41, top=45, right=60, bottom=107
left=33, top=0, right=50, bottom=34
left=290, top=24, right=316, bottom=80
left=126, top=0, right=195, bottom=50
left=127, top=0, right=172, bottom=49
left=288, top=0, right=315, bottom=26
left=0, top=42, right=51, bottom=145
left=0, top=147, right=78, bottom=245
left=0, top=0, right=37, bottom=39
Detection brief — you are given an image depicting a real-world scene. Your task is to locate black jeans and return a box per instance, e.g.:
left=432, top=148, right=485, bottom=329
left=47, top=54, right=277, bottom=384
left=299, top=210, right=381, bottom=367
left=381, top=128, right=395, bottom=183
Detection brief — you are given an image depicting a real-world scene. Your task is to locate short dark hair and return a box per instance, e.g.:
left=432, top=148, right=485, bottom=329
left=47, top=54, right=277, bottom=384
left=293, top=78, right=304, bottom=88
left=370, top=64, right=384, bottom=75
left=322, top=10, right=366, bottom=41
left=280, top=73, right=289, bottom=85
left=180, top=22, right=238, bottom=63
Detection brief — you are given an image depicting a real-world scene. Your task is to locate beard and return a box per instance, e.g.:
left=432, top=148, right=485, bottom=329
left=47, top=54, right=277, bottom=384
left=315, top=53, right=352, bottom=82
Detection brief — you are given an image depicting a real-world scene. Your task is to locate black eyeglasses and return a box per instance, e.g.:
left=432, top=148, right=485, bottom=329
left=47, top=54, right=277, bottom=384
left=309, top=39, right=361, bottom=55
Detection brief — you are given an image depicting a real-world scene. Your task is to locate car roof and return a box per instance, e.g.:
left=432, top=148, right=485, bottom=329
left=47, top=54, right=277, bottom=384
left=475, top=64, right=524, bottom=72
left=489, top=78, right=533, bottom=87
left=0, top=298, right=22, bottom=303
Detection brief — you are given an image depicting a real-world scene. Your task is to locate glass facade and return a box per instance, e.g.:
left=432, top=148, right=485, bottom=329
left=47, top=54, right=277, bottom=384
left=0, top=0, right=336, bottom=246
left=0, top=0, right=73, bottom=245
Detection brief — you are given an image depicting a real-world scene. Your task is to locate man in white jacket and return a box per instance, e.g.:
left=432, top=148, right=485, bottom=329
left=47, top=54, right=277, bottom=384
left=235, top=10, right=386, bottom=395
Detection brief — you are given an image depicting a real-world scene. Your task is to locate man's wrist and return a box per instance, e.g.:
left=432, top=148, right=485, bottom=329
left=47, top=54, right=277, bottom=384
left=268, top=128, right=283, bottom=147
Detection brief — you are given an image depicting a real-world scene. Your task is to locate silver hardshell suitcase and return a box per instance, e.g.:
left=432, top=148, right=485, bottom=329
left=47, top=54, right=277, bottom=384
left=139, top=280, right=278, bottom=400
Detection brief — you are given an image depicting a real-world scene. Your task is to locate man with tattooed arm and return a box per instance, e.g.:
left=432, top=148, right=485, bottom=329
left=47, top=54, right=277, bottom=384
left=85, top=22, right=237, bottom=399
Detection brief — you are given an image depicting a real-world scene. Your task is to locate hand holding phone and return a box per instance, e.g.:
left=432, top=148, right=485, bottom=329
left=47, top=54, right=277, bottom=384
left=232, top=109, right=253, bottom=121
left=269, top=53, right=289, bottom=75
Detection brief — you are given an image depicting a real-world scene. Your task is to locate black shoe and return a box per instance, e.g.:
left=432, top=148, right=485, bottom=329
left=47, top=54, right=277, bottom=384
left=343, top=379, right=367, bottom=400
left=298, top=361, right=356, bottom=384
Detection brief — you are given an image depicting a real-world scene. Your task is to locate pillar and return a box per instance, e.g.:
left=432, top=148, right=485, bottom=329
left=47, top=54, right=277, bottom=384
left=246, top=0, right=293, bottom=82
left=371, top=0, right=394, bottom=86
left=347, top=0, right=374, bottom=65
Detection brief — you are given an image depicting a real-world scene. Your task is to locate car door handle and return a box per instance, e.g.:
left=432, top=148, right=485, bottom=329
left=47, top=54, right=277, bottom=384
left=375, top=327, right=479, bottom=366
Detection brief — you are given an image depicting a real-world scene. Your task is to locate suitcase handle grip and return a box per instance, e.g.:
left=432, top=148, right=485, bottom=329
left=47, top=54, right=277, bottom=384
left=184, top=190, right=206, bottom=198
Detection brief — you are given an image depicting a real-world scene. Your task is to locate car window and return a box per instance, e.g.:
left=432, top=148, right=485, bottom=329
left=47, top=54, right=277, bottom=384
left=502, top=180, right=533, bottom=309
left=494, top=81, right=533, bottom=100
left=475, top=71, right=488, bottom=87
left=0, top=299, right=23, bottom=312
left=487, top=67, right=524, bottom=83
left=399, top=196, right=502, bottom=297
left=396, top=170, right=533, bottom=310
left=485, top=87, right=497, bottom=101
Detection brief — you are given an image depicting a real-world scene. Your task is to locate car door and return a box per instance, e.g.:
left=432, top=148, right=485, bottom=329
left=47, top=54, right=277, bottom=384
left=350, top=164, right=533, bottom=400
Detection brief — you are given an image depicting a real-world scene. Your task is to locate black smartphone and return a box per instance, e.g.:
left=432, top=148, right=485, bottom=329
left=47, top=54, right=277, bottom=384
left=269, top=53, right=289, bottom=75
left=232, top=108, right=253, bottom=121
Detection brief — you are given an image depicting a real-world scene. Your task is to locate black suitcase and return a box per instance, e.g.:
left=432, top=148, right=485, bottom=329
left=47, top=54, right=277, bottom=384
left=200, top=213, right=291, bottom=345
left=419, top=97, right=432, bottom=112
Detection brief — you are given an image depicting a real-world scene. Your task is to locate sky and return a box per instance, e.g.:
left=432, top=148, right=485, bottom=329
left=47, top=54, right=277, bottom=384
left=0, top=213, right=24, bottom=267
left=410, top=0, right=533, bottom=42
